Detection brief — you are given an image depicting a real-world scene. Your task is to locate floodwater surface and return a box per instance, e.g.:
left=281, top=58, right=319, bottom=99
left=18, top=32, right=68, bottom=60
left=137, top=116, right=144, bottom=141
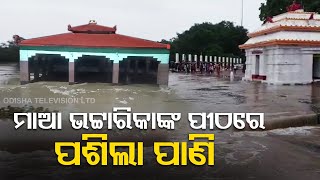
left=0, top=63, right=319, bottom=180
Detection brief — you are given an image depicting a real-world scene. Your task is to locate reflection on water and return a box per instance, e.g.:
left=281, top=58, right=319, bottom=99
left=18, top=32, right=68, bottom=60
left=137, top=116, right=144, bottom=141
left=0, top=63, right=320, bottom=180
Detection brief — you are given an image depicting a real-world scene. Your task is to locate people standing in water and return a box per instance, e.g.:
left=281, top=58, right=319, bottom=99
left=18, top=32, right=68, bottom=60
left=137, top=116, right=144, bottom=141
left=209, top=63, right=214, bottom=74
left=200, top=62, right=204, bottom=74
left=187, top=63, right=191, bottom=73
left=230, top=69, right=235, bottom=81
left=215, top=63, right=221, bottom=77
left=173, top=58, right=243, bottom=76
left=184, top=62, right=188, bottom=73
left=191, top=62, right=196, bottom=73
left=230, top=65, right=235, bottom=81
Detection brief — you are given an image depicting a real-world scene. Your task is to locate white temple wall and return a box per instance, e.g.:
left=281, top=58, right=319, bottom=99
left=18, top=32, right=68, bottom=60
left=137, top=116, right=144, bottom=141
left=265, top=47, right=312, bottom=84
left=243, top=50, right=254, bottom=81
left=263, top=48, right=273, bottom=82
left=244, top=46, right=315, bottom=85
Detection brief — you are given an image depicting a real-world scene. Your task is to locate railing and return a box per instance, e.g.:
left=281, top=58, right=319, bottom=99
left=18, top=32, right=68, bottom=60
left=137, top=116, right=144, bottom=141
left=173, top=53, right=243, bottom=66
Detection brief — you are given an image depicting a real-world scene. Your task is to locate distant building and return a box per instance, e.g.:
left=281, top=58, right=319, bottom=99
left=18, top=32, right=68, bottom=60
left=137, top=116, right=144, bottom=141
left=19, top=20, right=170, bottom=85
left=240, top=4, right=320, bottom=85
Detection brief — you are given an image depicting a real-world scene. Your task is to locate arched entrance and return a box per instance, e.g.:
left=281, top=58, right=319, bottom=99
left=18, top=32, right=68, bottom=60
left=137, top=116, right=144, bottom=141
left=119, top=56, right=159, bottom=84
left=313, top=54, right=320, bottom=82
left=75, top=55, right=113, bottom=83
left=28, top=54, right=69, bottom=82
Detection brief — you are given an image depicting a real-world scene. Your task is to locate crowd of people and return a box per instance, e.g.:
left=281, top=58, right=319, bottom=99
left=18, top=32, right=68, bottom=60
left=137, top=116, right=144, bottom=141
left=171, top=61, right=241, bottom=77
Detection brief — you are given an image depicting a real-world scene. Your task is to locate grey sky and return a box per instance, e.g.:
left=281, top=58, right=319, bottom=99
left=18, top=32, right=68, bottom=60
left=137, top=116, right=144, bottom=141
left=0, top=0, right=265, bottom=42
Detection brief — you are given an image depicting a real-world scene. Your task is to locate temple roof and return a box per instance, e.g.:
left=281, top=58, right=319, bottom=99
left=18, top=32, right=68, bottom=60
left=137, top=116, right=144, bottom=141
left=240, top=8, right=320, bottom=49
left=68, top=20, right=117, bottom=34
left=20, top=21, right=170, bottom=49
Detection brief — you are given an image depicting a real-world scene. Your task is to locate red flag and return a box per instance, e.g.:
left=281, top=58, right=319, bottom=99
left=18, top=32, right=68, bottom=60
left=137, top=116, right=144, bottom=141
left=266, top=17, right=274, bottom=23
left=309, top=13, right=314, bottom=20
left=287, top=1, right=303, bottom=12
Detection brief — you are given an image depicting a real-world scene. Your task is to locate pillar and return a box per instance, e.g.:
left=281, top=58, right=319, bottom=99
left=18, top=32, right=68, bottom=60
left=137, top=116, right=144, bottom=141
left=188, top=54, right=192, bottom=62
left=112, top=62, right=120, bottom=84
left=226, top=57, right=229, bottom=67
left=157, top=63, right=169, bottom=86
left=210, top=56, right=213, bottom=63
left=194, top=55, right=198, bottom=62
left=194, top=55, right=198, bottom=70
left=69, top=60, right=75, bottom=85
left=175, top=53, right=180, bottom=63
left=222, top=57, right=225, bottom=67
left=20, top=60, right=29, bottom=85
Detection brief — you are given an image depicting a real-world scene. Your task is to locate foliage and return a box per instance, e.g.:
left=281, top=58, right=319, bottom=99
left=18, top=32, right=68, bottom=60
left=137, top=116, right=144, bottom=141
left=0, top=40, right=20, bottom=63
left=259, top=0, right=320, bottom=22
left=166, top=21, right=248, bottom=59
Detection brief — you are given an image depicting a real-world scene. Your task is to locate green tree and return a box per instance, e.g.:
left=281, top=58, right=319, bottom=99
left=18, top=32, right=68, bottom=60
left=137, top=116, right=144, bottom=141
left=0, top=38, right=23, bottom=63
left=259, top=0, right=320, bottom=22
left=168, top=21, right=248, bottom=58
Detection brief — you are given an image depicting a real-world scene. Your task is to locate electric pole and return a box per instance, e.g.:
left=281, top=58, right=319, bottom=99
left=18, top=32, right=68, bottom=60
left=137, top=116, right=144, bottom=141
left=241, top=0, right=244, bottom=26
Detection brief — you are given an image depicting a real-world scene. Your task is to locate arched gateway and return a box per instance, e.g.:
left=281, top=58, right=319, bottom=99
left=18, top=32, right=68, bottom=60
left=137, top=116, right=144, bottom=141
left=240, top=2, right=320, bottom=85
left=19, top=21, right=170, bottom=85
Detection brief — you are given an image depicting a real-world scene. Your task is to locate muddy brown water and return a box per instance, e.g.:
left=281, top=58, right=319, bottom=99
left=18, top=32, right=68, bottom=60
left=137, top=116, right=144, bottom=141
left=0, top=63, right=319, bottom=180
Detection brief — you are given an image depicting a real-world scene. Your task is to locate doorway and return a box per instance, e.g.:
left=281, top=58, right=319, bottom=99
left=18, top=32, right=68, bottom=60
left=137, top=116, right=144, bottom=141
left=313, top=55, right=320, bottom=81
left=255, top=55, right=260, bottom=75
left=119, top=57, right=159, bottom=84
left=75, top=55, right=113, bottom=83
left=29, top=54, right=69, bottom=82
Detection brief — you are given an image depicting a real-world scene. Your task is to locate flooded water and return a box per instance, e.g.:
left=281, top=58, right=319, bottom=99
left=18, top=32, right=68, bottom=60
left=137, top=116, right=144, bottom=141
left=0, top=63, right=319, bottom=180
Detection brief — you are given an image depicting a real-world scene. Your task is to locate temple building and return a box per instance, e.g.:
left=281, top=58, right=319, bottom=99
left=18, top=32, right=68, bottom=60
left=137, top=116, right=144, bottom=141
left=19, top=20, right=170, bottom=85
left=240, top=3, right=320, bottom=85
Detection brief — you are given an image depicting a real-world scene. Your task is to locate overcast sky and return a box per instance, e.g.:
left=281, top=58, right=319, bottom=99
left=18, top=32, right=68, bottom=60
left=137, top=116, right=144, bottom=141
left=0, top=0, right=265, bottom=42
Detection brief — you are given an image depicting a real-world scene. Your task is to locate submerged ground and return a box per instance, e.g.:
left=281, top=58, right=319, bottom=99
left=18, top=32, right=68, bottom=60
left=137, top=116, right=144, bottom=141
left=0, top=63, right=319, bottom=180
